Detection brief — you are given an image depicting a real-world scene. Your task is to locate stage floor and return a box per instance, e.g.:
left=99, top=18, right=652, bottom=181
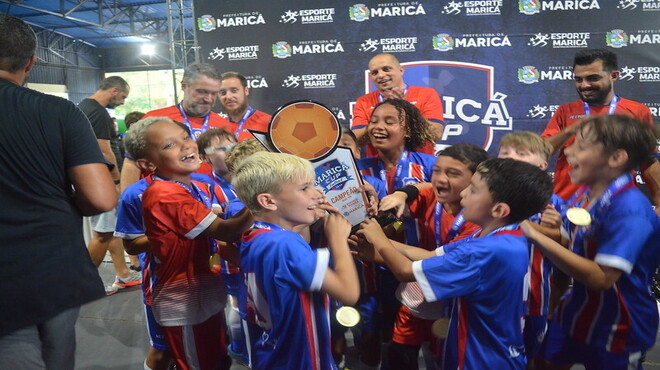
left=74, top=257, right=660, bottom=369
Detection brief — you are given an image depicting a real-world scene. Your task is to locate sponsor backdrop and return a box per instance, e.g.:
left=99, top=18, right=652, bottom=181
left=194, top=0, right=659, bottom=155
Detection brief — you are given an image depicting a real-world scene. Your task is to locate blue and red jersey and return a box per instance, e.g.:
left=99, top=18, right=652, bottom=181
left=526, top=193, right=566, bottom=317
left=240, top=223, right=336, bottom=370
left=413, top=226, right=530, bottom=369
left=557, top=183, right=660, bottom=353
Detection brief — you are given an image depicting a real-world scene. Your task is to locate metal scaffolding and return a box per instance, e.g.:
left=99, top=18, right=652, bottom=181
left=166, top=0, right=198, bottom=102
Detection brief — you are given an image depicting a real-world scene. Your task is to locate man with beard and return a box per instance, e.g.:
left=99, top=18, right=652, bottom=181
left=144, top=64, right=229, bottom=138
left=541, top=48, right=659, bottom=205
left=351, top=53, right=444, bottom=156
left=79, top=77, right=142, bottom=293
left=79, top=76, right=130, bottom=185
left=219, top=71, right=271, bottom=141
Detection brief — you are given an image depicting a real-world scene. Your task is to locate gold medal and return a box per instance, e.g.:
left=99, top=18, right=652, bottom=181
left=566, top=207, right=591, bottom=226
left=432, top=318, right=450, bottom=339
left=335, top=306, right=361, bottom=327
left=209, top=253, right=220, bottom=274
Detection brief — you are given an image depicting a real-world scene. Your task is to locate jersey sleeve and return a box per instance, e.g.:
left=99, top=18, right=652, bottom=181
left=351, top=95, right=372, bottom=130
left=417, top=88, right=444, bottom=123
left=143, top=183, right=217, bottom=240
left=274, top=234, right=330, bottom=291
left=412, top=241, right=481, bottom=302
left=63, top=103, right=106, bottom=168
left=636, top=105, right=654, bottom=125
left=114, top=187, right=145, bottom=240
left=541, top=104, right=569, bottom=138
left=407, top=187, right=435, bottom=219
left=594, top=198, right=655, bottom=274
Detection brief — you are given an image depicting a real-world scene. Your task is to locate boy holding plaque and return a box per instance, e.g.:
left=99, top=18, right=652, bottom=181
left=376, top=143, right=487, bottom=368
left=232, top=151, right=359, bottom=370
left=520, top=115, right=660, bottom=369
left=126, top=117, right=253, bottom=369
left=355, top=158, right=554, bottom=369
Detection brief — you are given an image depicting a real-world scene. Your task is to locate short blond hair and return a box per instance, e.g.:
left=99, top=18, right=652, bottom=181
left=225, top=138, right=268, bottom=173
left=499, top=131, right=553, bottom=161
left=232, top=152, right=315, bottom=214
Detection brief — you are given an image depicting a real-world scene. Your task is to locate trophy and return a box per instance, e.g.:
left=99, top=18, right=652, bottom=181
left=249, top=100, right=369, bottom=226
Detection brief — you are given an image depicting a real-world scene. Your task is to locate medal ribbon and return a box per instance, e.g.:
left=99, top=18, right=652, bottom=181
left=468, top=223, right=520, bottom=240
left=252, top=220, right=284, bottom=232
left=177, top=103, right=210, bottom=141
left=567, top=173, right=635, bottom=247
left=378, top=150, right=411, bottom=193
left=230, top=106, right=255, bottom=139
left=583, top=94, right=618, bottom=116
left=434, top=203, right=465, bottom=248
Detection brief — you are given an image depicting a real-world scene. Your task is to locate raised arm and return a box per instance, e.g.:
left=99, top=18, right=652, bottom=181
left=357, top=218, right=416, bottom=282
left=520, top=221, right=622, bottom=291
left=201, top=207, right=253, bottom=243
left=321, top=204, right=360, bottom=305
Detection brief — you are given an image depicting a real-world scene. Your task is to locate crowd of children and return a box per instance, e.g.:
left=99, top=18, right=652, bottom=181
left=113, top=98, right=659, bottom=370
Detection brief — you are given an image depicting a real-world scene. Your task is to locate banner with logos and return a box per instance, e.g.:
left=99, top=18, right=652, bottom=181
left=194, top=0, right=660, bottom=156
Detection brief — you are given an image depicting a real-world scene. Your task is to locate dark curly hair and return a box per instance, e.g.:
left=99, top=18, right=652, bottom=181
left=370, top=99, right=434, bottom=151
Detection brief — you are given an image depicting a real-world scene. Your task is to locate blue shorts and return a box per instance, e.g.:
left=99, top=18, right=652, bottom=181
left=144, top=305, right=169, bottom=352
left=542, top=319, right=643, bottom=369
left=523, top=316, right=548, bottom=359
left=223, top=272, right=243, bottom=297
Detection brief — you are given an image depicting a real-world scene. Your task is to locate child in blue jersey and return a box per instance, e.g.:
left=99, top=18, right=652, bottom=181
left=356, top=158, right=553, bottom=369
left=497, top=131, right=567, bottom=363
left=520, top=115, right=660, bottom=370
left=232, top=151, right=359, bottom=370
left=220, top=138, right=267, bottom=366
left=196, top=128, right=250, bottom=363
left=376, top=143, right=488, bottom=369
left=197, top=128, right=237, bottom=200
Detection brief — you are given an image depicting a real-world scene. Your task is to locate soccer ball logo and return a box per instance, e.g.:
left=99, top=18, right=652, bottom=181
left=269, top=101, right=340, bottom=161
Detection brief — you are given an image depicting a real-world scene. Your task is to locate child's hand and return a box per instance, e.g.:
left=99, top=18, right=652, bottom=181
left=321, top=203, right=351, bottom=242
left=349, top=234, right=380, bottom=263
left=356, top=218, right=388, bottom=246
left=379, top=192, right=407, bottom=218
left=212, top=206, right=224, bottom=216
left=381, top=86, right=406, bottom=100
left=359, top=181, right=380, bottom=217
left=520, top=220, right=540, bottom=241
left=313, top=189, right=328, bottom=221
left=540, top=204, right=562, bottom=229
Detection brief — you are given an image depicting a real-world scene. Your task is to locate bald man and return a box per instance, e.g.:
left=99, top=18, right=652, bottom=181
left=351, top=53, right=444, bottom=156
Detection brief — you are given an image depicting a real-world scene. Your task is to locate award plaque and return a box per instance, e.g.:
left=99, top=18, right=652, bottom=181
left=249, top=100, right=369, bottom=226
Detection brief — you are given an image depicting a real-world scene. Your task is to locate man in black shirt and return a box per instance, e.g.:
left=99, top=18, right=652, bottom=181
left=79, top=77, right=142, bottom=293
left=0, top=14, right=116, bottom=369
